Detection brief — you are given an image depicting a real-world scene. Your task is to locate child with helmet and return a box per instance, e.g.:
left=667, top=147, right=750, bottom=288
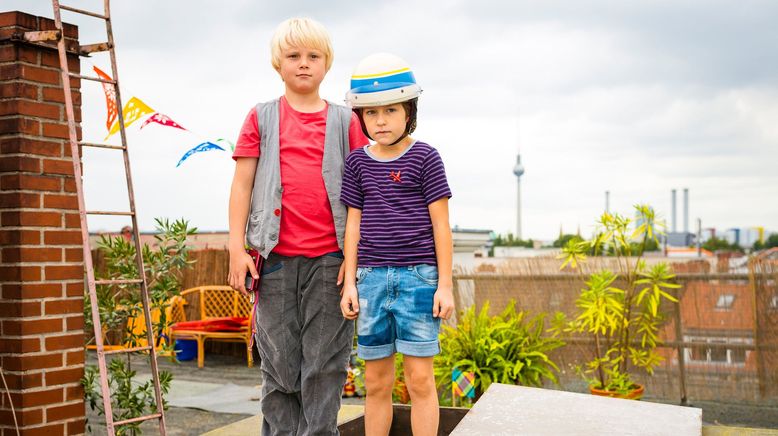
left=339, top=53, right=455, bottom=436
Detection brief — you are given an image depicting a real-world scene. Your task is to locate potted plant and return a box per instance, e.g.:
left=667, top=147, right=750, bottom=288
left=557, top=204, right=679, bottom=399
left=82, top=217, right=196, bottom=433
left=434, top=300, right=564, bottom=405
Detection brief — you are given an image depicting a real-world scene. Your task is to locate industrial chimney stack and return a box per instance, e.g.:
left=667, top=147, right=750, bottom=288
left=683, top=188, right=689, bottom=233
left=670, top=189, right=678, bottom=233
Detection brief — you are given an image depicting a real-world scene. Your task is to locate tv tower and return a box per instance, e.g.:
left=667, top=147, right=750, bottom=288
left=513, top=154, right=525, bottom=240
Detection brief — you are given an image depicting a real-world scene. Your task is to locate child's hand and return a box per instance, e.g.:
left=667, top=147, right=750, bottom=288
left=337, top=263, right=346, bottom=292
left=340, top=284, right=360, bottom=320
left=228, top=248, right=259, bottom=296
left=433, top=286, right=454, bottom=320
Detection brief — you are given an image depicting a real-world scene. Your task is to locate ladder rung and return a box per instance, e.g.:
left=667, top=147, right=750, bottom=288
left=68, top=72, right=116, bottom=85
left=80, top=142, right=125, bottom=150
left=104, top=345, right=152, bottom=356
left=86, top=211, right=134, bottom=216
left=94, top=279, right=144, bottom=286
left=113, top=413, right=163, bottom=428
left=79, top=42, right=112, bottom=56
left=21, top=30, right=60, bottom=43
left=59, top=5, right=108, bottom=20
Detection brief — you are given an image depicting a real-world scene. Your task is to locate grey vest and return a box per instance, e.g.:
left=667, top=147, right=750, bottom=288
left=246, top=99, right=353, bottom=258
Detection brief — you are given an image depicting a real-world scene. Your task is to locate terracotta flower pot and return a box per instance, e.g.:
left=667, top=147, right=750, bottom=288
left=393, top=380, right=411, bottom=404
left=589, top=383, right=644, bottom=400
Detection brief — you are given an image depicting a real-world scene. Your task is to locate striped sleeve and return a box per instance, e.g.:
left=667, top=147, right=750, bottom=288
left=421, top=148, right=452, bottom=205
left=340, top=152, right=364, bottom=209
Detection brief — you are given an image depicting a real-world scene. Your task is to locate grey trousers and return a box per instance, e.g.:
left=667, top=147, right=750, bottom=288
left=254, top=252, right=354, bottom=436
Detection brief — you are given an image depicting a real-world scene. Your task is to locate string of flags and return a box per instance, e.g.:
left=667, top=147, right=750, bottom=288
left=94, top=65, right=234, bottom=167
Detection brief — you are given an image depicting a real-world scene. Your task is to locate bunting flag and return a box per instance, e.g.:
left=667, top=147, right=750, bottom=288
left=93, top=66, right=117, bottom=131
left=215, top=138, right=235, bottom=151
left=106, top=97, right=155, bottom=139
left=89, top=62, right=231, bottom=167
left=140, top=112, right=187, bottom=131
left=176, top=141, right=225, bottom=167
left=452, top=368, right=475, bottom=399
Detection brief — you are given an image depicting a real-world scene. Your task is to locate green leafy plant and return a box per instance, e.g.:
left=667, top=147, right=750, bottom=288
left=82, top=360, right=173, bottom=435
left=557, top=205, right=680, bottom=395
left=434, top=301, right=564, bottom=406
left=82, top=218, right=196, bottom=434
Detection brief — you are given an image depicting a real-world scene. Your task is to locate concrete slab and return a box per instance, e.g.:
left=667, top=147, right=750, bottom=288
left=201, top=404, right=365, bottom=436
left=450, top=384, right=702, bottom=436
left=138, top=373, right=262, bottom=415
left=166, top=382, right=261, bottom=415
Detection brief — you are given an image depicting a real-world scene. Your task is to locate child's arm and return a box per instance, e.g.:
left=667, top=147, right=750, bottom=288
left=340, top=206, right=362, bottom=319
left=429, top=198, right=454, bottom=319
left=227, top=157, right=259, bottom=294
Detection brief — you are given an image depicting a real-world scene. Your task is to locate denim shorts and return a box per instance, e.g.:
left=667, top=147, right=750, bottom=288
left=356, top=264, right=441, bottom=360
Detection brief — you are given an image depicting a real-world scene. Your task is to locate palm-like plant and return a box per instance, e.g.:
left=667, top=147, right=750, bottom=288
left=558, top=204, right=680, bottom=395
left=83, top=218, right=196, bottom=433
left=434, top=301, right=564, bottom=403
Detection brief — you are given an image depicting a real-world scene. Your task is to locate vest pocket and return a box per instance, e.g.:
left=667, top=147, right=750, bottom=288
left=246, top=213, right=265, bottom=247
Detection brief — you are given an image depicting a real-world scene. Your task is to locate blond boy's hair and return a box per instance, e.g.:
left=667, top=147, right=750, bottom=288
left=270, top=17, right=334, bottom=72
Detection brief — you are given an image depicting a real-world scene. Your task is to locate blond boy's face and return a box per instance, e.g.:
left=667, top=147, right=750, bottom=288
left=277, top=46, right=326, bottom=95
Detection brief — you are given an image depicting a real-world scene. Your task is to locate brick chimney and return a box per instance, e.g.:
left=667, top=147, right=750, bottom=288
left=1, top=11, right=86, bottom=435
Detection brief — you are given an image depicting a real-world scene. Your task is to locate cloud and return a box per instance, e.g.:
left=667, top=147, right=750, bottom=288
left=4, top=0, right=777, bottom=239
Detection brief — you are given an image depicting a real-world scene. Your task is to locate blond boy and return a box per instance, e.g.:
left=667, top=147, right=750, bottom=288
left=227, top=18, right=368, bottom=435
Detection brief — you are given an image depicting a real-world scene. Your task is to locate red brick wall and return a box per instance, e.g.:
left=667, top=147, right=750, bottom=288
left=0, top=11, right=85, bottom=436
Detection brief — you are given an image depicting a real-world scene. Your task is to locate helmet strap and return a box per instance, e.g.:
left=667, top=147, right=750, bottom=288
left=388, top=126, right=411, bottom=146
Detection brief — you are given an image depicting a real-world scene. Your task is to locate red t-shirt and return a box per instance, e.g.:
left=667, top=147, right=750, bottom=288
left=232, top=96, right=369, bottom=257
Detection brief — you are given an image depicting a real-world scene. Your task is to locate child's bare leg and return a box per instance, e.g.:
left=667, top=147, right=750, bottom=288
left=365, top=356, right=395, bottom=436
left=403, top=355, right=439, bottom=436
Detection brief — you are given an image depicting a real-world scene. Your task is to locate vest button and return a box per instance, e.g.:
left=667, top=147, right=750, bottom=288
left=270, top=234, right=278, bottom=240
left=274, top=209, right=281, bottom=216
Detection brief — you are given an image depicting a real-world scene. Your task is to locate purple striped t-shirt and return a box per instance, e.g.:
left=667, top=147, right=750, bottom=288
left=340, top=141, right=452, bottom=267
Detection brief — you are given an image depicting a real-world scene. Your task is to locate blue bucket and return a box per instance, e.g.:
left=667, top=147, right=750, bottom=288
left=174, top=339, right=197, bottom=361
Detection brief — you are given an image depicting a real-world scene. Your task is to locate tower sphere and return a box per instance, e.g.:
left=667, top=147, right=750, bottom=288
left=513, top=155, right=525, bottom=177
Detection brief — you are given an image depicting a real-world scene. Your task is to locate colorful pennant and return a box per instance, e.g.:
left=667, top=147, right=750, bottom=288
left=91, top=63, right=233, bottom=168
left=140, top=112, right=187, bottom=131
left=93, top=66, right=117, bottom=131
left=176, top=141, right=225, bottom=167
left=106, top=96, right=155, bottom=139
left=452, top=368, right=475, bottom=399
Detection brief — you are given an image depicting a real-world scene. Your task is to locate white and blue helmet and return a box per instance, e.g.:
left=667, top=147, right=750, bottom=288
left=346, top=53, right=422, bottom=108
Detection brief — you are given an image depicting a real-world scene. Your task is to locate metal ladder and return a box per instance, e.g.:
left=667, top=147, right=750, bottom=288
left=21, top=1, right=167, bottom=434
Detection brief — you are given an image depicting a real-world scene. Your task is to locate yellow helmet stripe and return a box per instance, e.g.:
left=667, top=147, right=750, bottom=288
left=351, top=67, right=411, bottom=80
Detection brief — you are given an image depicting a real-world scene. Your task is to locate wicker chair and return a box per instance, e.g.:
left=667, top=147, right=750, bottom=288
left=168, top=286, right=254, bottom=368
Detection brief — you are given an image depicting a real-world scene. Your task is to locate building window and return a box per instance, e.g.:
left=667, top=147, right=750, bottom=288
left=730, top=348, right=747, bottom=364
left=715, top=294, right=735, bottom=310
left=689, top=345, right=707, bottom=361
left=709, top=340, right=728, bottom=362
left=684, top=336, right=751, bottom=366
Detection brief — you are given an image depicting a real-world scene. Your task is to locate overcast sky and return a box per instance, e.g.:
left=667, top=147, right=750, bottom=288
left=7, top=0, right=778, bottom=240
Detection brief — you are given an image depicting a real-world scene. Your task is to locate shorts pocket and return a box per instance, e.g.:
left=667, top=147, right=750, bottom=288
left=412, top=264, right=438, bottom=285
left=356, top=267, right=369, bottom=284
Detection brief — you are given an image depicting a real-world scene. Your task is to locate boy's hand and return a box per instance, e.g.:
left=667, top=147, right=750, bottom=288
left=337, top=263, right=345, bottom=293
left=340, top=284, right=360, bottom=320
left=432, top=286, right=454, bottom=320
left=228, top=248, right=259, bottom=296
